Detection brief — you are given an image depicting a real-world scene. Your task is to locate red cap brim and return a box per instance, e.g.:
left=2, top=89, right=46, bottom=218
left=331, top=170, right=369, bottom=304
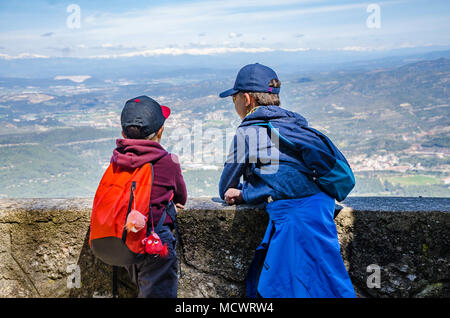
left=161, top=105, right=171, bottom=119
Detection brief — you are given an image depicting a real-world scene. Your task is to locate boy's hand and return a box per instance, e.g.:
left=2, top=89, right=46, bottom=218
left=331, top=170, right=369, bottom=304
left=224, top=188, right=243, bottom=205
left=175, top=203, right=185, bottom=210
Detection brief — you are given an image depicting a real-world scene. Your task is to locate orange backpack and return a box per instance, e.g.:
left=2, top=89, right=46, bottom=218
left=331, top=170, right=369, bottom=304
left=89, top=162, right=154, bottom=266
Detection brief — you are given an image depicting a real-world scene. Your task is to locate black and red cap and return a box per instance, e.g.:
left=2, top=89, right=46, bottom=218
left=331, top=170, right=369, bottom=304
left=121, top=95, right=171, bottom=137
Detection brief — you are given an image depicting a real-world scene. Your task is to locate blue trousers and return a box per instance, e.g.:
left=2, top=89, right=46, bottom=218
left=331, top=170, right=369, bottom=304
left=125, top=225, right=178, bottom=298
left=247, top=192, right=356, bottom=298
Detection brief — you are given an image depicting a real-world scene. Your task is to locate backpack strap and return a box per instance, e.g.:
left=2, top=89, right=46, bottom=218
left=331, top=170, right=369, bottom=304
left=251, top=121, right=317, bottom=178
left=112, top=265, right=119, bottom=298
left=165, top=200, right=177, bottom=224
left=121, top=181, right=136, bottom=243
left=154, top=208, right=167, bottom=234
left=252, top=122, right=296, bottom=148
left=166, top=200, right=184, bottom=278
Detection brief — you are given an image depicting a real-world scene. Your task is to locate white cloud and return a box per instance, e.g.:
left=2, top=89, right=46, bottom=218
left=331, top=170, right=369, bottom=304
left=84, top=15, right=96, bottom=25
left=229, top=33, right=243, bottom=39
left=0, top=53, right=49, bottom=60
left=86, top=45, right=315, bottom=59
left=54, top=75, right=91, bottom=83
left=338, top=46, right=376, bottom=52
left=89, top=46, right=277, bottom=58
left=0, top=46, right=311, bottom=59
left=101, top=43, right=114, bottom=48
left=282, top=48, right=310, bottom=52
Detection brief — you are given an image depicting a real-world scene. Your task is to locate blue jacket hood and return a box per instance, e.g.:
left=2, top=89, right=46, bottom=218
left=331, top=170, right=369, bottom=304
left=240, top=105, right=309, bottom=128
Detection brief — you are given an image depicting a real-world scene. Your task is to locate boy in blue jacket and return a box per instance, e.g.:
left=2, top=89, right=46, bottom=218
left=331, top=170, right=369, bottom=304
left=218, top=63, right=356, bottom=298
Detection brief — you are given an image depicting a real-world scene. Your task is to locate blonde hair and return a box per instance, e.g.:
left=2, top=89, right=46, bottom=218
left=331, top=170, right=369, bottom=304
left=247, top=78, right=281, bottom=106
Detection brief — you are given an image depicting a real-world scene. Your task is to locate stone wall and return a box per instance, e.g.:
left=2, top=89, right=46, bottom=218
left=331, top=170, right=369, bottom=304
left=0, top=196, right=449, bottom=298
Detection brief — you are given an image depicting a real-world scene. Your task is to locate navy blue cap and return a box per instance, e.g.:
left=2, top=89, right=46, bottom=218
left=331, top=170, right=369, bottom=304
left=121, top=95, right=171, bottom=137
left=219, top=63, right=280, bottom=98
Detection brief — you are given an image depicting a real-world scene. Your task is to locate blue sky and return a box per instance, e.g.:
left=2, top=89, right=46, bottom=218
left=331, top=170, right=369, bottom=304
left=0, top=0, right=449, bottom=59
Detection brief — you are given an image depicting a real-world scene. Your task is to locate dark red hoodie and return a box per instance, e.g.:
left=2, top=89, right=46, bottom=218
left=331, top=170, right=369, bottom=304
left=111, top=138, right=187, bottom=227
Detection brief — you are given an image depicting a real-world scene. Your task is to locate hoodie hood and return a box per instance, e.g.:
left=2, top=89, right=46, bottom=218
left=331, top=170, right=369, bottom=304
left=240, top=105, right=308, bottom=128
left=111, top=139, right=169, bottom=170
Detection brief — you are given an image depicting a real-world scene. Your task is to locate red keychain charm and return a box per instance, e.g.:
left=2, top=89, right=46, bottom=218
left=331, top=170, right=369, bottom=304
left=140, top=189, right=169, bottom=258
left=142, top=232, right=168, bottom=257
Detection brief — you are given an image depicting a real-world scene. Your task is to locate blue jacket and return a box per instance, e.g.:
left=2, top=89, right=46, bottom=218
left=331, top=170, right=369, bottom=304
left=219, top=106, right=322, bottom=204
left=247, top=192, right=356, bottom=298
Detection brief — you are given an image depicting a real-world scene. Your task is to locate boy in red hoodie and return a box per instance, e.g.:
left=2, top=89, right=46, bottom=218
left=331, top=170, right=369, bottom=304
left=112, top=95, right=187, bottom=298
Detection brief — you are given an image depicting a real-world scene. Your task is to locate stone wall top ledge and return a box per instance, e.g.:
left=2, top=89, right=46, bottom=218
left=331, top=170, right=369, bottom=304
left=0, top=196, right=449, bottom=214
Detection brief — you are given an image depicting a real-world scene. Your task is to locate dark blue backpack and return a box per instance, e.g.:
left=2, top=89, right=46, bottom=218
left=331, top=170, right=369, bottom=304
left=253, top=121, right=355, bottom=202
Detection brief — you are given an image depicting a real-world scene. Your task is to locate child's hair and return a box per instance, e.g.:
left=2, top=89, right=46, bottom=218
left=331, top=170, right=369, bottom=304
left=247, top=78, right=281, bottom=106
left=123, top=125, right=157, bottom=140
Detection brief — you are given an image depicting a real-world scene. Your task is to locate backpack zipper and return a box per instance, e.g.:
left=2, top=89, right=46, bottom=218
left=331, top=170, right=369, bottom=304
left=121, top=181, right=136, bottom=242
